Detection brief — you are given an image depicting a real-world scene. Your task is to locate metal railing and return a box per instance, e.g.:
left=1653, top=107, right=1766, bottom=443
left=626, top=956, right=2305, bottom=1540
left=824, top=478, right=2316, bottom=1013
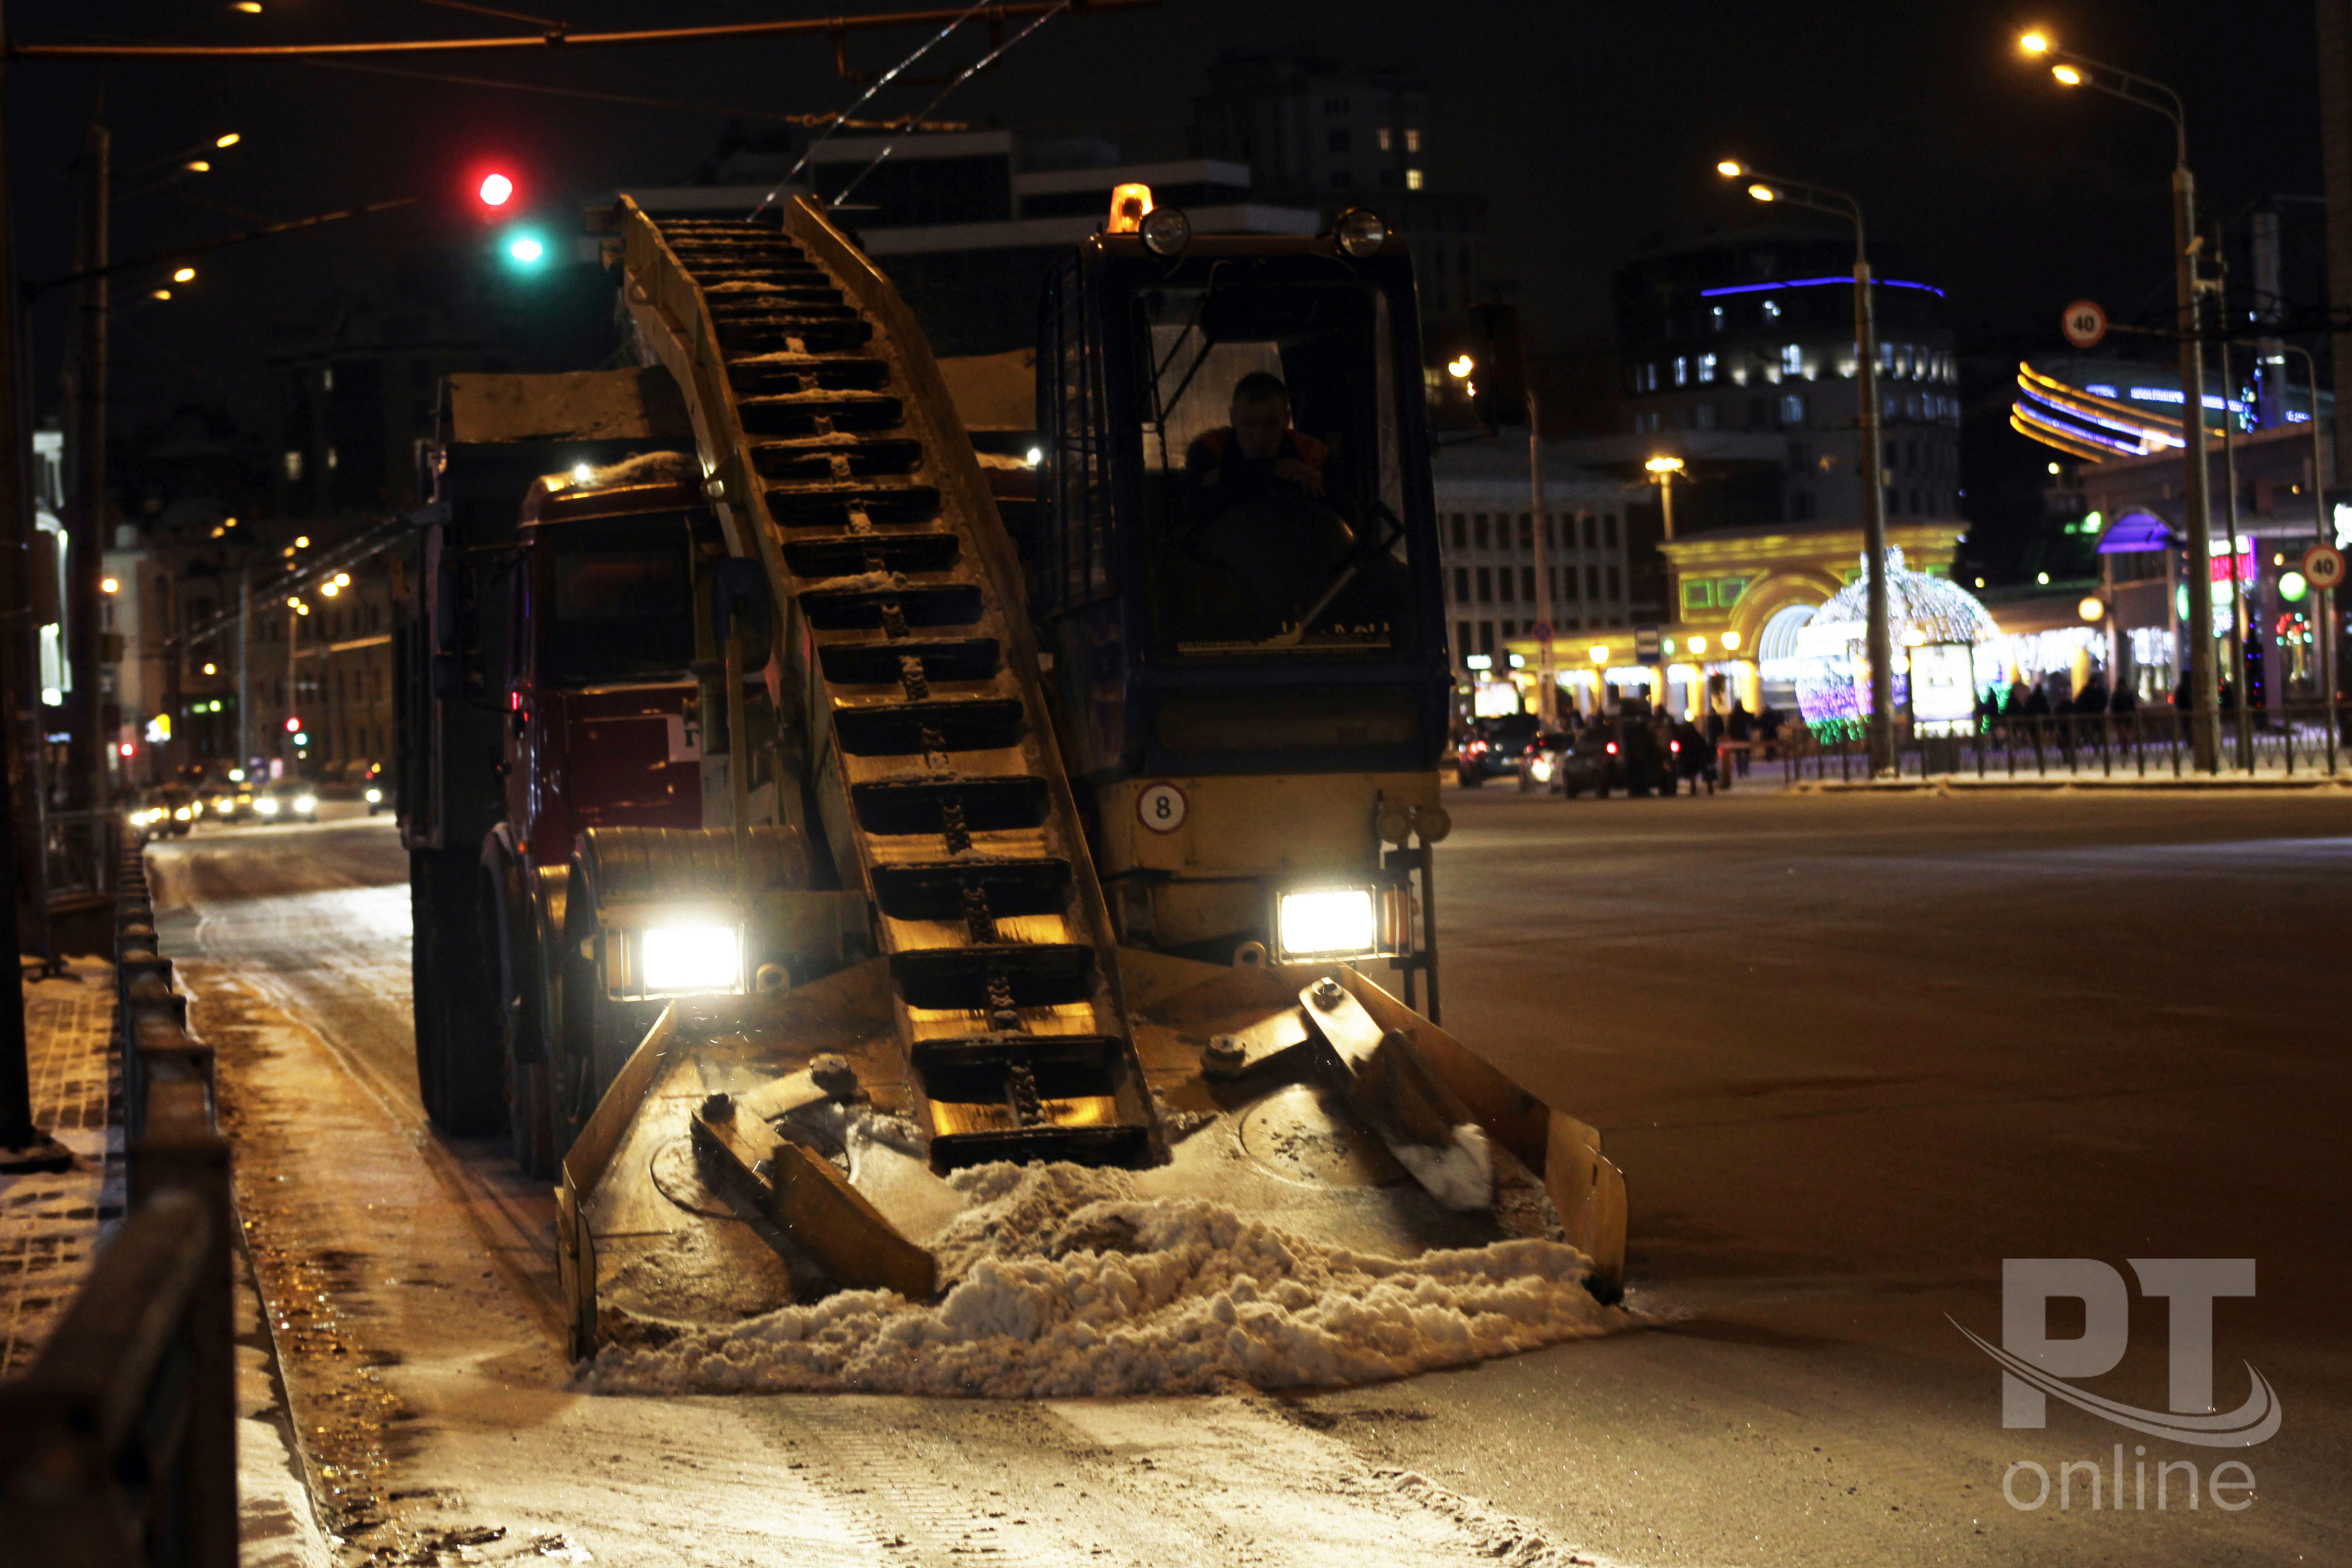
left=1780, top=705, right=2351, bottom=783
left=0, top=843, right=236, bottom=1568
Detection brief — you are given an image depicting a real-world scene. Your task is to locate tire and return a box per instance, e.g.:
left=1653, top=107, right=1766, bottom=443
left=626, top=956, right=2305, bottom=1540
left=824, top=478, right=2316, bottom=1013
left=482, top=857, right=559, bottom=1178
left=411, top=848, right=502, bottom=1134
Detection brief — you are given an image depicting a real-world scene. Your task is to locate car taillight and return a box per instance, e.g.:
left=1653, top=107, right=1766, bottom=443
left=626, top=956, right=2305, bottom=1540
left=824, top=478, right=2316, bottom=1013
left=1671, top=740, right=1680, bottom=753
left=1606, top=742, right=1618, bottom=755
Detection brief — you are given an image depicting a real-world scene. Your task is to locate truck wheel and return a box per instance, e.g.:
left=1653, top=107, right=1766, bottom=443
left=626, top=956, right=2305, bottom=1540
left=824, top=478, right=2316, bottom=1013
left=411, top=849, right=502, bottom=1135
left=483, top=857, right=560, bottom=1179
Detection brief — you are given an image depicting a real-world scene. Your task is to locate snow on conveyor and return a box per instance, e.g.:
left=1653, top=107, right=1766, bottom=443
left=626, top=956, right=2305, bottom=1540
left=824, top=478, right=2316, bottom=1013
left=589, top=1161, right=1628, bottom=1397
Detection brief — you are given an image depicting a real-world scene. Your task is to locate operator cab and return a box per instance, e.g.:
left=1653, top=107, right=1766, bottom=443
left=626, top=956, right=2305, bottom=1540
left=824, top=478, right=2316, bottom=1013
left=1035, top=211, right=1449, bottom=784
left=502, top=465, right=721, bottom=867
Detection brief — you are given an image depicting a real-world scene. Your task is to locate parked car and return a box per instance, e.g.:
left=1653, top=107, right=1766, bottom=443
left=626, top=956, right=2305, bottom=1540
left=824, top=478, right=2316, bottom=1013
left=1454, top=714, right=1543, bottom=786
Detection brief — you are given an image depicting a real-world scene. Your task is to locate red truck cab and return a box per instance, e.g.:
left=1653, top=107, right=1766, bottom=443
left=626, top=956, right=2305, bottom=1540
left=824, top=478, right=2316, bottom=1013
left=503, top=472, right=714, bottom=863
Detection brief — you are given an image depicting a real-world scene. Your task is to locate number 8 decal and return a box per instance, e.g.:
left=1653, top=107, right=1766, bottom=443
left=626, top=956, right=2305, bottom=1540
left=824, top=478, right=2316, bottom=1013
left=1136, top=780, right=1188, bottom=833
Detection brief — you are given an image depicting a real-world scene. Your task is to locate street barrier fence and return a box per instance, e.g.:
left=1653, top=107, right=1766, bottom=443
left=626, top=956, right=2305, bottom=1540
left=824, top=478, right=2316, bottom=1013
left=1779, top=703, right=2351, bottom=784
left=0, top=842, right=236, bottom=1568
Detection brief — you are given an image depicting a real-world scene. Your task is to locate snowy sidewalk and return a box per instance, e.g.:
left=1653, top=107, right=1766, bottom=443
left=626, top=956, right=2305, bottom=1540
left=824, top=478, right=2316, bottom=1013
left=0, top=956, right=123, bottom=1376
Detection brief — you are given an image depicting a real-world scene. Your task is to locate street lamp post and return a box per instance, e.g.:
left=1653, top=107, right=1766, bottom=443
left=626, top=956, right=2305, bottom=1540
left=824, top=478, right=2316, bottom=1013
left=1645, top=454, right=1686, bottom=715
left=2274, top=341, right=2338, bottom=765
left=1718, top=161, right=1894, bottom=774
left=2020, top=31, right=2221, bottom=772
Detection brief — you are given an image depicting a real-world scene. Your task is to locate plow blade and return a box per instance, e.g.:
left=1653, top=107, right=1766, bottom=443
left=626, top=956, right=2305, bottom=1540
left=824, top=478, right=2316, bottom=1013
left=557, top=953, right=1625, bottom=1358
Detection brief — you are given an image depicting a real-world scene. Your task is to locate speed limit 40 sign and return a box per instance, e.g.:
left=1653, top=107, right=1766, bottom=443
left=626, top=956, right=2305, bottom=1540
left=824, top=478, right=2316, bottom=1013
left=2061, top=299, right=2108, bottom=350
left=2303, top=544, right=2346, bottom=592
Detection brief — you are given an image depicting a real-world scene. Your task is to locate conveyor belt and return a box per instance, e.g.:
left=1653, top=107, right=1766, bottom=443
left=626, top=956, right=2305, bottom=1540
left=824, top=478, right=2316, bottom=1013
left=612, top=196, right=1161, bottom=1171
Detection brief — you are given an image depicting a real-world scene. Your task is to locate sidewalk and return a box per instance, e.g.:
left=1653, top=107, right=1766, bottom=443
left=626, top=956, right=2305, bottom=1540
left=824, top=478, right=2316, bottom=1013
left=0, top=956, right=123, bottom=1376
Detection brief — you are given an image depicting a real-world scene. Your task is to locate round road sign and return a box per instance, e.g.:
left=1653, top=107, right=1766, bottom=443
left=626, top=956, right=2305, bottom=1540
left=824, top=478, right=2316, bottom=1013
left=2303, top=544, right=2346, bottom=591
left=2061, top=299, right=2108, bottom=350
left=1136, top=780, right=1188, bottom=833
left=1532, top=620, right=1555, bottom=646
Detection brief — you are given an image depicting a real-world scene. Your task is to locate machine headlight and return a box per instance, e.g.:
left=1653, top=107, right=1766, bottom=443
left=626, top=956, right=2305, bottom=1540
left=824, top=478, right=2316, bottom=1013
left=173, top=806, right=193, bottom=821
left=1333, top=207, right=1388, bottom=257
left=637, top=922, right=744, bottom=997
left=294, top=795, right=317, bottom=813
left=1530, top=756, right=1554, bottom=783
left=254, top=796, right=280, bottom=816
left=1274, top=887, right=1380, bottom=962
left=364, top=787, right=382, bottom=804
left=1138, top=205, right=1191, bottom=257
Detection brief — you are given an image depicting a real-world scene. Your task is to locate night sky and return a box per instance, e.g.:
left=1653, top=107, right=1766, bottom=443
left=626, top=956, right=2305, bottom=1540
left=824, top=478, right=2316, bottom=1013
left=4, top=0, right=2330, bottom=564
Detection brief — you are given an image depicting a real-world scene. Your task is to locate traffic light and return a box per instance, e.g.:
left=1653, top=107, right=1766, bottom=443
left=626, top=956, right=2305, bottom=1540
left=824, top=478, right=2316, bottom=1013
left=478, top=171, right=515, bottom=209
left=285, top=715, right=302, bottom=734
left=502, top=230, right=549, bottom=271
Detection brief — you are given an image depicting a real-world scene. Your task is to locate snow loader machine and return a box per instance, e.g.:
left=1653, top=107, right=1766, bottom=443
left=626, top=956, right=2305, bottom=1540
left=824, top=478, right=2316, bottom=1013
left=401, top=190, right=1626, bottom=1358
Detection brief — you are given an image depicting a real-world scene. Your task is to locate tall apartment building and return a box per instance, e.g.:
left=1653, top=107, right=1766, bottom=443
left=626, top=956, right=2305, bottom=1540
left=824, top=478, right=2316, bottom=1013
left=1189, top=52, right=1493, bottom=325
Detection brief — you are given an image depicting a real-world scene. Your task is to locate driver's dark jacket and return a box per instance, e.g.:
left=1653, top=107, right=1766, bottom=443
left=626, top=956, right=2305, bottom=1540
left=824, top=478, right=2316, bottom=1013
left=1181, top=427, right=1330, bottom=524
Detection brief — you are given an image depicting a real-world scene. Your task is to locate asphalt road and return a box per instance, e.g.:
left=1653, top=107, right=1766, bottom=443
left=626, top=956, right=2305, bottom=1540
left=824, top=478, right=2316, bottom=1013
left=147, top=790, right=2352, bottom=1567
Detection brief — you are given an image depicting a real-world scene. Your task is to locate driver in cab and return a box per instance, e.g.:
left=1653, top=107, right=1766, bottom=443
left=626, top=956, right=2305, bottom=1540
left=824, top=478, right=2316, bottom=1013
left=1180, top=373, right=1355, bottom=631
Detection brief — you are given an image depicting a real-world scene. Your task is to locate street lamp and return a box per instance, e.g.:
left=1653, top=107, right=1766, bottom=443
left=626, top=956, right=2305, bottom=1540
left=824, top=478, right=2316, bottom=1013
left=1644, top=455, right=1685, bottom=539
left=2016, top=29, right=2220, bottom=772
left=1717, top=159, right=1895, bottom=775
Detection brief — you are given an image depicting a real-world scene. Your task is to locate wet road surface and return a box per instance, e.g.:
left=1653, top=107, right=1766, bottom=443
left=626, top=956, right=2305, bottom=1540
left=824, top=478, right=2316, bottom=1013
left=148, top=791, right=2352, bottom=1567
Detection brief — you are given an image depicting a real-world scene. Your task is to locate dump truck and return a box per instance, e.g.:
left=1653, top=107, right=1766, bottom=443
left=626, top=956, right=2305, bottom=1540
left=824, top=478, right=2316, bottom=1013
left=397, top=192, right=1626, bottom=1357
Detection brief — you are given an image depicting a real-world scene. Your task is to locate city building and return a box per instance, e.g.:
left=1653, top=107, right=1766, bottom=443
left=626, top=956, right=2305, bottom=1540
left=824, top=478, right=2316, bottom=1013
left=1188, top=52, right=1493, bottom=326
left=1430, top=440, right=1640, bottom=708
left=1605, top=227, right=1961, bottom=528
left=2012, top=354, right=2342, bottom=709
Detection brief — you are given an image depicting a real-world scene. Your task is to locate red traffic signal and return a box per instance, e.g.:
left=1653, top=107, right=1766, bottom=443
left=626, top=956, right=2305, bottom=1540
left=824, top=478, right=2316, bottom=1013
left=285, top=715, right=302, bottom=734
left=478, top=172, right=515, bottom=208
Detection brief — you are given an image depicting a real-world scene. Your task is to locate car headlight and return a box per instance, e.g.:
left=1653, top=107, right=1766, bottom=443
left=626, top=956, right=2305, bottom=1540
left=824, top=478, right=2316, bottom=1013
left=1271, top=884, right=1412, bottom=964
left=294, top=795, right=317, bottom=813
left=364, top=787, right=382, bottom=804
left=173, top=806, right=193, bottom=821
left=254, top=797, right=280, bottom=815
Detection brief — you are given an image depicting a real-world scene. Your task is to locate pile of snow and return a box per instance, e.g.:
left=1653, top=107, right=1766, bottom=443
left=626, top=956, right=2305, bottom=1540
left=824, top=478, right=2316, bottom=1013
left=589, top=1161, right=1626, bottom=1398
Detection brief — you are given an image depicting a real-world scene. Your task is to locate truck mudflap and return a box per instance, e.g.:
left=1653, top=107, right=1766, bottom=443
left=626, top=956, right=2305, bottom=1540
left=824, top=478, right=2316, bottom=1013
left=555, top=952, right=1626, bottom=1360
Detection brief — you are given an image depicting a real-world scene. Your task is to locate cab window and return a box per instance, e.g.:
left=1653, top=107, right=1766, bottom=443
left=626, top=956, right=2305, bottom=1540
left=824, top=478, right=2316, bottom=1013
left=1133, top=275, right=1414, bottom=657
left=539, top=516, right=696, bottom=687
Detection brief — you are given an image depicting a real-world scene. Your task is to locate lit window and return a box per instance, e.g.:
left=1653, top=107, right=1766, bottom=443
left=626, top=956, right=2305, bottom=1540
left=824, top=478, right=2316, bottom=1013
left=1405, top=128, right=1422, bottom=153
left=1781, top=343, right=1803, bottom=375
left=326, top=446, right=339, bottom=471
left=1673, top=357, right=1688, bottom=387
left=1762, top=299, right=1781, bottom=321
left=283, top=451, right=303, bottom=482
left=1377, top=126, right=1393, bottom=151
left=1780, top=393, right=1806, bottom=426
left=1697, top=353, right=1717, bottom=384
left=1406, top=168, right=1424, bottom=191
